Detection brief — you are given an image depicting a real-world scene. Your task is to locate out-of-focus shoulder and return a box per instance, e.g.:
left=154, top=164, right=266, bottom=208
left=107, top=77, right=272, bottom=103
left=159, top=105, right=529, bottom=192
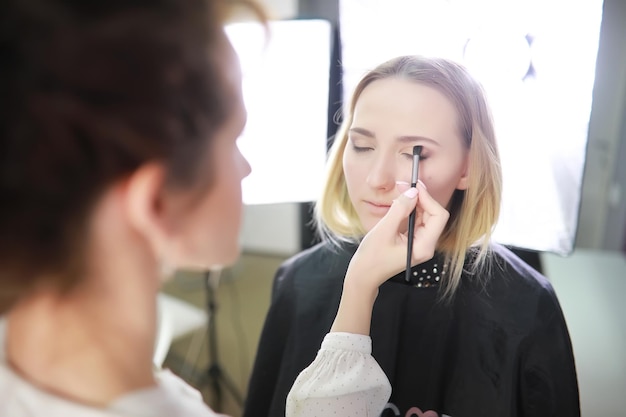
left=486, top=243, right=553, bottom=293
left=459, top=243, right=566, bottom=331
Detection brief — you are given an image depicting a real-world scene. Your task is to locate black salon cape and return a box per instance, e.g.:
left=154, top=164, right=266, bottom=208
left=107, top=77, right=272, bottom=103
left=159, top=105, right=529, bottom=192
left=243, top=242, right=580, bottom=417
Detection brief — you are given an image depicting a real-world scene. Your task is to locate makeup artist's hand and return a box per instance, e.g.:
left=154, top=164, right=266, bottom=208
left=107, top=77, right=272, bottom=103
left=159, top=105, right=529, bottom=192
left=350, top=181, right=449, bottom=288
left=331, top=181, right=449, bottom=335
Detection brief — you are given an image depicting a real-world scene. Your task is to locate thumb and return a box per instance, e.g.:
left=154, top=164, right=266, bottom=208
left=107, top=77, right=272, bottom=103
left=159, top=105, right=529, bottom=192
left=377, top=187, right=418, bottom=230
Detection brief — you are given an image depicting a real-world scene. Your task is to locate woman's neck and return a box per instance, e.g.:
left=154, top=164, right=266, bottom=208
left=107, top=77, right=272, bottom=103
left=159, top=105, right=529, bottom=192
left=5, top=276, right=159, bottom=407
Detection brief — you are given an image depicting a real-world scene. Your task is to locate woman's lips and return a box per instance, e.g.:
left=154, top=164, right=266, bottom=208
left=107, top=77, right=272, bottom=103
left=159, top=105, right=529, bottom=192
left=364, top=200, right=391, bottom=215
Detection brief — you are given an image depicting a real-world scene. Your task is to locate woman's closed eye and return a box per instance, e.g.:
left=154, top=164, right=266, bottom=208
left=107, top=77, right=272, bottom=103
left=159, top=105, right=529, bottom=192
left=401, top=152, right=427, bottom=161
left=351, top=144, right=374, bottom=153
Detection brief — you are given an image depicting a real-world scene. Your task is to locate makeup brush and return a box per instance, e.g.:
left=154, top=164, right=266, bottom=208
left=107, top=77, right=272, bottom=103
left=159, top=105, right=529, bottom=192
left=405, top=145, right=422, bottom=282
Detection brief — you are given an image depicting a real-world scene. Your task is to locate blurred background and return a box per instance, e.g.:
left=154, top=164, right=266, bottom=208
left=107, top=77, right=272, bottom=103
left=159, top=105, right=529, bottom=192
left=160, top=1, right=626, bottom=416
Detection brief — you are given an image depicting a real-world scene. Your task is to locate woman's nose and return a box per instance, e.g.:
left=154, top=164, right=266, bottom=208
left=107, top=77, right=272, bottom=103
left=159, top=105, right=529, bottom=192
left=366, top=155, right=397, bottom=191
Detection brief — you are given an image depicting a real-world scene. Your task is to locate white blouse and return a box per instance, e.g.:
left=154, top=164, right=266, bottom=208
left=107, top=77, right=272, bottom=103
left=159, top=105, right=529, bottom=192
left=286, top=332, right=392, bottom=417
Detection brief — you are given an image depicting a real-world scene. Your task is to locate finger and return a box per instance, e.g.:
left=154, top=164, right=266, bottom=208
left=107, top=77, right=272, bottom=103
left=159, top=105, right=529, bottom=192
left=415, top=182, right=448, bottom=218
left=412, top=186, right=449, bottom=245
left=390, top=187, right=419, bottom=220
left=395, top=181, right=411, bottom=193
left=374, top=187, right=418, bottom=234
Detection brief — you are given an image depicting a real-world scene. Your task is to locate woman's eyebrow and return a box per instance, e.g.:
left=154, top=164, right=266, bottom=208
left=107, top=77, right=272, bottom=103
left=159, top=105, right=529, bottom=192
left=397, top=135, right=440, bottom=146
left=350, top=127, right=440, bottom=146
left=349, top=127, right=375, bottom=137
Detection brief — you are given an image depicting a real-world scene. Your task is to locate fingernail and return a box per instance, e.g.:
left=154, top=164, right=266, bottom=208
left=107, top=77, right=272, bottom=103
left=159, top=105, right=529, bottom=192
left=396, top=181, right=410, bottom=193
left=417, top=179, right=427, bottom=189
left=403, top=187, right=418, bottom=198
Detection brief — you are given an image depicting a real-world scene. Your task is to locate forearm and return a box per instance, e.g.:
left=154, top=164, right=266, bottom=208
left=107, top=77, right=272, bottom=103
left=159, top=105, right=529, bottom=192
left=330, top=275, right=378, bottom=335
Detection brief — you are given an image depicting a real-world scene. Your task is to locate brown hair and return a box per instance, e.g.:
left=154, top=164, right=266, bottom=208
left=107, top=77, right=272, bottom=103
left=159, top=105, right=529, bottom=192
left=315, top=56, right=502, bottom=300
left=0, top=0, right=265, bottom=312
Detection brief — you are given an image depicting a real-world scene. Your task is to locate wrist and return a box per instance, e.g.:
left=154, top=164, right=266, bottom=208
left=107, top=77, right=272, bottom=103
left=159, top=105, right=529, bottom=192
left=344, top=260, right=384, bottom=297
left=342, top=274, right=379, bottom=305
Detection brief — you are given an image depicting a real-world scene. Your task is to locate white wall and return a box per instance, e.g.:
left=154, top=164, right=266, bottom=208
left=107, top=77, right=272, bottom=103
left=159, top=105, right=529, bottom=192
left=240, top=203, right=301, bottom=255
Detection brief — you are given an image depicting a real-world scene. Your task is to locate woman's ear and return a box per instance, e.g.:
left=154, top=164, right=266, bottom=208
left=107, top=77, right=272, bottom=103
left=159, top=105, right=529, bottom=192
left=456, top=155, right=470, bottom=190
left=123, top=163, right=172, bottom=259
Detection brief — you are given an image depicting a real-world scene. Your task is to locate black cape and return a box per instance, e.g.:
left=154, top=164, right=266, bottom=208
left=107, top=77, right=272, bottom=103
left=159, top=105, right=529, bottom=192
left=243, top=242, right=579, bottom=417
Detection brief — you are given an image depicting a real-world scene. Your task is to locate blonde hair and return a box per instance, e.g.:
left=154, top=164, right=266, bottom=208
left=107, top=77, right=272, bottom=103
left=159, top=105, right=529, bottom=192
left=315, top=56, right=502, bottom=299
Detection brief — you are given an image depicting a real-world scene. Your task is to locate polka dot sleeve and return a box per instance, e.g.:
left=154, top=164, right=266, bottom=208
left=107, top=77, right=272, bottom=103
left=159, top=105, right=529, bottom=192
left=285, top=332, right=391, bottom=417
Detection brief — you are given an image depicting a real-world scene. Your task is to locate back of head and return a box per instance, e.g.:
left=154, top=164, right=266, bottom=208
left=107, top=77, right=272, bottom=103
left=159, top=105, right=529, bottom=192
left=316, top=55, right=502, bottom=298
left=0, top=0, right=257, bottom=312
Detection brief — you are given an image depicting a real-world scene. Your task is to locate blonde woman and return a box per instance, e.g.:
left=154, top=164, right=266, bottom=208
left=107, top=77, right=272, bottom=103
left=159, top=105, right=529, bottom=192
left=246, top=56, right=580, bottom=417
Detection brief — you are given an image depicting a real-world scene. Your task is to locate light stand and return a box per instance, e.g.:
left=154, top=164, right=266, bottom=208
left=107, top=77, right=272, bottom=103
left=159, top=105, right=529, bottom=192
left=196, top=268, right=244, bottom=413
